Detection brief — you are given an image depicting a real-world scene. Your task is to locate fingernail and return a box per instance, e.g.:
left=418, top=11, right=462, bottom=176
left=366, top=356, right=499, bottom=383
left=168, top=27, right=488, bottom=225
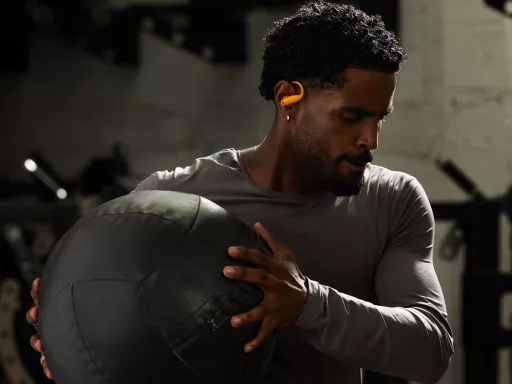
left=228, top=247, right=239, bottom=256
left=232, top=317, right=242, bottom=327
left=224, top=267, right=235, bottom=277
left=245, top=345, right=253, bottom=353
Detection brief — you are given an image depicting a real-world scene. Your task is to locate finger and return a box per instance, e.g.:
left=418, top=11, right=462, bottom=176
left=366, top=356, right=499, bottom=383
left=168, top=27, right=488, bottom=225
left=254, top=223, right=295, bottom=262
left=253, top=223, right=280, bottom=253
left=40, top=355, right=52, bottom=378
left=44, top=368, right=53, bottom=380
left=31, top=278, right=40, bottom=307
left=223, top=266, right=275, bottom=287
left=30, top=334, right=43, bottom=353
left=228, top=247, right=273, bottom=270
left=231, top=305, right=268, bottom=328
left=26, top=307, right=38, bottom=327
left=244, top=316, right=278, bottom=353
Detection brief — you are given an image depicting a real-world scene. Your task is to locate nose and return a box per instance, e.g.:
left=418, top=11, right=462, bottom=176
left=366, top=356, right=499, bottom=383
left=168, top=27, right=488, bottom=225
left=356, top=123, right=379, bottom=151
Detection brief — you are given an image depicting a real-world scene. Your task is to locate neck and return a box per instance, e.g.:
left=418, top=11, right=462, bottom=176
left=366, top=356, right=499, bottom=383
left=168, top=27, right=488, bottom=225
left=240, top=120, right=322, bottom=195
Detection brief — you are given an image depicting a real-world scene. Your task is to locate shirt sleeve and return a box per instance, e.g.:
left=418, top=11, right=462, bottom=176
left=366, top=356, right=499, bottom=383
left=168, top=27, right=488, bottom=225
left=294, top=178, right=454, bottom=384
left=132, top=161, right=203, bottom=193
left=132, top=173, right=161, bottom=192
left=132, top=170, right=180, bottom=192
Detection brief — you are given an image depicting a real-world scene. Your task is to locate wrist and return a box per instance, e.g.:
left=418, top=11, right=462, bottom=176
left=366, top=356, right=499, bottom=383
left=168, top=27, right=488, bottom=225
left=292, top=276, right=309, bottom=325
left=294, top=277, right=325, bottom=331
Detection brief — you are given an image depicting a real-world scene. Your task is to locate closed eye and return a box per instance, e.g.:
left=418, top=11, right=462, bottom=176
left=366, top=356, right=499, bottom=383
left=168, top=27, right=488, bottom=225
left=341, top=115, right=362, bottom=124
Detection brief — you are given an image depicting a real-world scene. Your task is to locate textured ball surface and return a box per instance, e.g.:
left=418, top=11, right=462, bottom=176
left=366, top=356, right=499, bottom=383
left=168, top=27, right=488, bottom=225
left=38, top=191, right=275, bottom=384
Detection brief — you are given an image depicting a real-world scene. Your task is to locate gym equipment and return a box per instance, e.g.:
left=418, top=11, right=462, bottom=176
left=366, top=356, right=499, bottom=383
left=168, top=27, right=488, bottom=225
left=0, top=143, right=134, bottom=383
left=433, top=158, right=512, bottom=384
left=38, top=191, right=275, bottom=384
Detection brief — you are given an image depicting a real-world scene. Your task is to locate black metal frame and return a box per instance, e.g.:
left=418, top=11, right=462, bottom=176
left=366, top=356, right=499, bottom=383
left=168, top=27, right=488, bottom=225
left=433, top=199, right=512, bottom=384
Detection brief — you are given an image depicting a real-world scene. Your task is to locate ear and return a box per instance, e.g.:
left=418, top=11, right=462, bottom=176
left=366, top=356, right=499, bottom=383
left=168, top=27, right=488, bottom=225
left=274, top=81, right=304, bottom=121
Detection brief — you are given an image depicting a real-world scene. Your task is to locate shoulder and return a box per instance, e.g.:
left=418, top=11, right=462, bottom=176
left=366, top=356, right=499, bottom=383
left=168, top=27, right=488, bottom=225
left=364, top=164, right=432, bottom=223
left=366, top=164, right=418, bottom=192
left=365, top=165, right=433, bottom=241
left=133, top=148, right=242, bottom=193
left=364, top=164, right=428, bottom=204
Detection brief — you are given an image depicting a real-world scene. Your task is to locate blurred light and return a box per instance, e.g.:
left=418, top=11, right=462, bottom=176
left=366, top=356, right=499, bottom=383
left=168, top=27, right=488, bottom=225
left=172, top=33, right=185, bottom=45
left=56, top=188, right=68, bottom=200
left=201, top=46, right=215, bottom=61
left=505, top=1, right=512, bottom=14
left=25, top=153, right=68, bottom=201
left=4, top=226, right=22, bottom=242
left=24, top=159, right=37, bottom=172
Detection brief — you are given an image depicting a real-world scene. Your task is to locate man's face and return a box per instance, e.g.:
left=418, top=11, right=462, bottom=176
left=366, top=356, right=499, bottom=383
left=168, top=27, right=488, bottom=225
left=291, top=68, right=397, bottom=196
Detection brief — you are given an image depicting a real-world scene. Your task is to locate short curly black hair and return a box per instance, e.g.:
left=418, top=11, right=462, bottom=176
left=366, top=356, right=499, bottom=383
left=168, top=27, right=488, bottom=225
left=259, top=0, right=407, bottom=101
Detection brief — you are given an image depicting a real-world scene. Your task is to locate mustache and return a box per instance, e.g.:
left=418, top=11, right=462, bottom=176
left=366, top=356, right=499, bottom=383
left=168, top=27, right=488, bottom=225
left=336, top=150, right=374, bottom=165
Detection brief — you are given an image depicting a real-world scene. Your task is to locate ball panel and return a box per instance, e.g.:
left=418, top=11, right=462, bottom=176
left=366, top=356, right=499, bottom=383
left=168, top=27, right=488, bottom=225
left=70, top=280, right=202, bottom=383
left=38, top=284, right=106, bottom=384
left=40, top=213, right=190, bottom=311
left=89, top=191, right=201, bottom=231
left=173, top=293, right=274, bottom=384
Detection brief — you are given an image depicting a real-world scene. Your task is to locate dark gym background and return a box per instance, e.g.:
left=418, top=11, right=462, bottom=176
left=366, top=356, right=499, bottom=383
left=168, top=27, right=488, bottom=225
left=1, top=0, right=512, bottom=383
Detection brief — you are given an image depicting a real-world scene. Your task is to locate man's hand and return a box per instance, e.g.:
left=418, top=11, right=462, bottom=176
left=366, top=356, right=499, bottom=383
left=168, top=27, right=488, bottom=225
left=223, top=222, right=307, bottom=353
left=26, top=278, right=53, bottom=380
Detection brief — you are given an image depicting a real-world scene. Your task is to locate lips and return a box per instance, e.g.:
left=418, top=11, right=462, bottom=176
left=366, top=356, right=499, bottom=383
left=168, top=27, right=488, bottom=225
left=335, top=151, right=373, bottom=172
left=341, top=151, right=373, bottom=167
left=337, top=160, right=367, bottom=175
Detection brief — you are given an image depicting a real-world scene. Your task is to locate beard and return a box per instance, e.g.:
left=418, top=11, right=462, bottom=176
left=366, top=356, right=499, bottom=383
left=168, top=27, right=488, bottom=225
left=292, top=117, right=371, bottom=197
left=326, top=151, right=373, bottom=196
left=326, top=169, right=366, bottom=196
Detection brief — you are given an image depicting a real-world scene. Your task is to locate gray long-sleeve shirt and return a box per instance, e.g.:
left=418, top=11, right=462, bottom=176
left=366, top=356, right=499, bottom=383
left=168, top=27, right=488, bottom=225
left=134, top=148, right=454, bottom=384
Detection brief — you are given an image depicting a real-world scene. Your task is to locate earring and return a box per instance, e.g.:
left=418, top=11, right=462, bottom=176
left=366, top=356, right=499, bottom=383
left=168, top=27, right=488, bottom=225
left=286, top=115, right=290, bottom=122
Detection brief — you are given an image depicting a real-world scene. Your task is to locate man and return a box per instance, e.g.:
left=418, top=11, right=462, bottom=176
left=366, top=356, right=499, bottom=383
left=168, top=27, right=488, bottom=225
left=26, top=1, right=454, bottom=383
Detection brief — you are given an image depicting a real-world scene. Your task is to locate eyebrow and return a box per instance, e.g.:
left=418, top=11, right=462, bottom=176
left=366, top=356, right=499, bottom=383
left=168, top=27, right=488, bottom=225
left=340, top=106, right=394, bottom=118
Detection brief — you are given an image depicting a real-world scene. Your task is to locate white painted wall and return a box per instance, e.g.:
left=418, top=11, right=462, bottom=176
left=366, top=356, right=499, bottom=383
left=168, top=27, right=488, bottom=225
left=2, top=1, right=512, bottom=383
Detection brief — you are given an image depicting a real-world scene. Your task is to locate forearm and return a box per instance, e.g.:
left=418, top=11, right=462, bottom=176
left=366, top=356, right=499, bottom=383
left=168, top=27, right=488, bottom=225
left=295, top=278, right=454, bottom=384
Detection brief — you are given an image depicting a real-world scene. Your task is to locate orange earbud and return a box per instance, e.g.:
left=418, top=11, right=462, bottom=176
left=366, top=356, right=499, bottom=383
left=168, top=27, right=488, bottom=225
left=280, top=81, right=304, bottom=107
